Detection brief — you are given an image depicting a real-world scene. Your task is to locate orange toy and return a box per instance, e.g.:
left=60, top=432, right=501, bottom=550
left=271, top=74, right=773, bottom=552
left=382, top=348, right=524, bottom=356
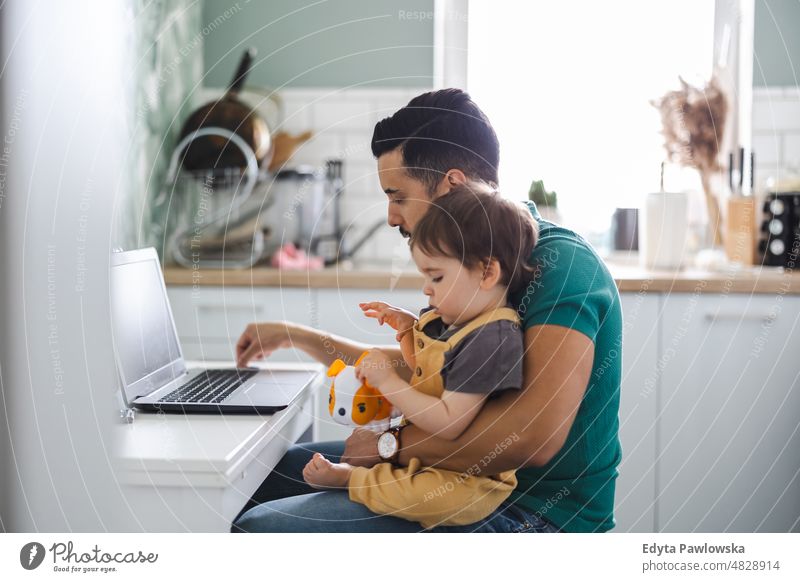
left=326, top=352, right=397, bottom=432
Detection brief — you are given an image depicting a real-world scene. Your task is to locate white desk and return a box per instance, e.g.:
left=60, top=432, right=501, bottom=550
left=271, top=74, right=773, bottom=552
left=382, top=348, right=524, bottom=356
left=114, top=362, right=323, bottom=532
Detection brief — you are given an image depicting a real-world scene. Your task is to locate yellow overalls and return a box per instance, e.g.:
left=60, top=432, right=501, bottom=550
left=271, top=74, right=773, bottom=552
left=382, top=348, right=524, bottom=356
left=348, top=307, right=520, bottom=528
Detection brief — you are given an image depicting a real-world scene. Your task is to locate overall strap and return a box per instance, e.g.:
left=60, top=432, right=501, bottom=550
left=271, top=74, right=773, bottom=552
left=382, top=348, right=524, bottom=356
left=446, top=307, right=520, bottom=346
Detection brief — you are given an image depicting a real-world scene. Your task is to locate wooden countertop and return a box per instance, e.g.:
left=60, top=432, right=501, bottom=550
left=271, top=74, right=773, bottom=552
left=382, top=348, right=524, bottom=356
left=163, top=262, right=800, bottom=295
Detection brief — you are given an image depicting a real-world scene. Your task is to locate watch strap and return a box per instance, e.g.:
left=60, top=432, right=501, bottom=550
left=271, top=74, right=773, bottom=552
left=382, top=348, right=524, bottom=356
left=382, top=425, right=404, bottom=464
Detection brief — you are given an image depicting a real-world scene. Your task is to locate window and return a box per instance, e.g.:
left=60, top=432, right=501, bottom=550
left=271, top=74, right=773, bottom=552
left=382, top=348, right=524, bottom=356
left=467, top=1, right=716, bottom=244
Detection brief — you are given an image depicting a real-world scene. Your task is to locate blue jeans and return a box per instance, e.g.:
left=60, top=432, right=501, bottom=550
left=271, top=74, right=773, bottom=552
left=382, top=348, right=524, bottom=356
left=232, top=441, right=560, bottom=533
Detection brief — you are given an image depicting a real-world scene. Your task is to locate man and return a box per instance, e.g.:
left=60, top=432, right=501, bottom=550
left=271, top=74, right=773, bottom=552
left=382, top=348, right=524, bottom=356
left=232, top=89, right=622, bottom=533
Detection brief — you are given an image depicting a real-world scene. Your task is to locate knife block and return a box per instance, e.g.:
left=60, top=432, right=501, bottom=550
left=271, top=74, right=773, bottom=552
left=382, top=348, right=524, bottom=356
left=725, top=196, right=757, bottom=265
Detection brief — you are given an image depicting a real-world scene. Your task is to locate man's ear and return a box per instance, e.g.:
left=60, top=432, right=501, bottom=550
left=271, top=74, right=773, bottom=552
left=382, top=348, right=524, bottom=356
left=445, top=169, right=467, bottom=187
left=480, top=258, right=502, bottom=289
left=433, top=169, right=468, bottom=198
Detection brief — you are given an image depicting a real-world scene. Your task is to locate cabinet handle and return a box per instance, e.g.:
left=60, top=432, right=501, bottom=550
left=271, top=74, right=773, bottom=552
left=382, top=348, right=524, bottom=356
left=704, top=312, right=777, bottom=324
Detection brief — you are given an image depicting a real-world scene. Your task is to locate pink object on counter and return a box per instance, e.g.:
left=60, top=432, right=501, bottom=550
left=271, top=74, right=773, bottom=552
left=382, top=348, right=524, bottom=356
left=270, top=243, right=324, bottom=270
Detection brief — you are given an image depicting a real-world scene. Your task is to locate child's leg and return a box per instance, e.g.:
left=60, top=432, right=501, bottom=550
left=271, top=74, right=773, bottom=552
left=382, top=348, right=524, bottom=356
left=347, top=458, right=518, bottom=529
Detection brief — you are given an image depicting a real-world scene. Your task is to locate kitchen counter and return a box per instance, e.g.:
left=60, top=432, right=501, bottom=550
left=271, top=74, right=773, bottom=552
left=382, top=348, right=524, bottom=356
left=163, top=261, right=800, bottom=294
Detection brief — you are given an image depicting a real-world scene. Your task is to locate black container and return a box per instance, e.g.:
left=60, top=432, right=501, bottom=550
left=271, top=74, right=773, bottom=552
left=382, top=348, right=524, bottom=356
left=758, top=192, right=800, bottom=267
left=611, top=208, right=639, bottom=251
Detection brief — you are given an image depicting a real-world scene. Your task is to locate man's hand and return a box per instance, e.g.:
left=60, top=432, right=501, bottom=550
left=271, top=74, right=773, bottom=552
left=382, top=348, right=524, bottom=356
left=359, top=301, right=417, bottom=342
left=355, top=348, right=400, bottom=388
left=235, top=322, right=294, bottom=368
left=341, top=428, right=382, bottom=467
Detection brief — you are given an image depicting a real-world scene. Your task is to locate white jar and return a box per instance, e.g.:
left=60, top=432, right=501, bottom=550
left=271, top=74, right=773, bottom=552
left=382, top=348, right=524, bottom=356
left=639, top=191, right=689, bottom=269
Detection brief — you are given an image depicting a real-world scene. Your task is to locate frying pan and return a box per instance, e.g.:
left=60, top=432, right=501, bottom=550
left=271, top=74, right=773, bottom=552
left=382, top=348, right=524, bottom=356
left=179, top=47, right=272, bottom=170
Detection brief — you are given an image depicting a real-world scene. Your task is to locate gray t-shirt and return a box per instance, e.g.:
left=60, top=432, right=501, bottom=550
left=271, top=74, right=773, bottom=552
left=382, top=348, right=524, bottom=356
left=418, top=307, right=524, bottom=396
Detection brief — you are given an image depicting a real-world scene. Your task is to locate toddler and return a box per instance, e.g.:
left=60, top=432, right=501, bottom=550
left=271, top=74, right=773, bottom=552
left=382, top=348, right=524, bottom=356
left=303, top=183, right=538, bottom=528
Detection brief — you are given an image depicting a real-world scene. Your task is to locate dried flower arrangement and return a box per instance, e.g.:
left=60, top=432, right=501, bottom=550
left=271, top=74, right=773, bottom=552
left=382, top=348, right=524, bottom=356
left=651, top=76, right=728, bottom=246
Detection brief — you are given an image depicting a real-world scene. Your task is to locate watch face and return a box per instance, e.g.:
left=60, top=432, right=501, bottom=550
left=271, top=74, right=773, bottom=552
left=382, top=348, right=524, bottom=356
left=378, top=432, right=397, bottom=459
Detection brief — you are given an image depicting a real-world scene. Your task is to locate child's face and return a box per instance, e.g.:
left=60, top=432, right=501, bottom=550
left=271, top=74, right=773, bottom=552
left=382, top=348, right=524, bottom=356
left=411, top=246, right=498, bottom=326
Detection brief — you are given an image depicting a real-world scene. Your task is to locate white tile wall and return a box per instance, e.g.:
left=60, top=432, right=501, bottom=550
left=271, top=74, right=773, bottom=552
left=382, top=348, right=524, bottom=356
left=273, top=87, right=430, bottom=262
left=751, top=87, right=800, bottom=191
left=784, top=133, right=800, bottom=169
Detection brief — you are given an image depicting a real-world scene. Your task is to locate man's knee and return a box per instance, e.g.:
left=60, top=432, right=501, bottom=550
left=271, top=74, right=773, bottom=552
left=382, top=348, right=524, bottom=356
left=232, top=491, right=349, bottom=533
left=231, top=491, right=423, bottom=533
left=232, top=502, right=288, bottom=533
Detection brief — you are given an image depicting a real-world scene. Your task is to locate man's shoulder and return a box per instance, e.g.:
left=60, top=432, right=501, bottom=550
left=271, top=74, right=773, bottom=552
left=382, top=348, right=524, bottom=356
left=531, top=220, right=608, bottom=284
left=522, top=201, right=599, bottom=270
left=513, top=202, right=621, bottom=336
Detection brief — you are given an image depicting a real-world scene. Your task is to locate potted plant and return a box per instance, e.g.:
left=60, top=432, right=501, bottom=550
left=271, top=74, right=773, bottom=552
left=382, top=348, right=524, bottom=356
left=651, top=76, right=729, bottom=247
left=528, top=179, right=561, bottom=223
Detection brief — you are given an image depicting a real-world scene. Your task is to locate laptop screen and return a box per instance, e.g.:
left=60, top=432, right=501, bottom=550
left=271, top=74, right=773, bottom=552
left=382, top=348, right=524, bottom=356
left=111, top=248, right=185, bottom=401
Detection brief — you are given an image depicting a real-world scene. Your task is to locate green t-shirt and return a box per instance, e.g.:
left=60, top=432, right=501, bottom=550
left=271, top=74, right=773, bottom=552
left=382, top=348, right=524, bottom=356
left=508, top=202, right=622, bottom=533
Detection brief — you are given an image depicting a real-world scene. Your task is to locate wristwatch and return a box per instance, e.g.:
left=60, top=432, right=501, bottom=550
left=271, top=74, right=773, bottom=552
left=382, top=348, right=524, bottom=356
left=377, top=425, right=404, bottom=464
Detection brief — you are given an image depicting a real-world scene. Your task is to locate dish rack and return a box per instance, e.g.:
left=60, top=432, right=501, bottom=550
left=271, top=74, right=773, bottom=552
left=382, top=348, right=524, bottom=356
left=153, top=127, right=272, bottom=269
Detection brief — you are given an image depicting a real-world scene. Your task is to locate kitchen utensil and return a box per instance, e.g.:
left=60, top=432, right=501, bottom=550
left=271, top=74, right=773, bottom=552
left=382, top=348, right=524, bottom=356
left=725, top=149, right=757, bottom=265
left=311, top=160, right=386, bottom=266
left=178, top=47, right=273, bottom=170
left=268, top=130, right=313, bottom=173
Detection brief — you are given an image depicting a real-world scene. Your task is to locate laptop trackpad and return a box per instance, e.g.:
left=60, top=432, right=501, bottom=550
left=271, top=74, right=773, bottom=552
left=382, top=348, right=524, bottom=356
left=225, top=373, right=312, bottom=408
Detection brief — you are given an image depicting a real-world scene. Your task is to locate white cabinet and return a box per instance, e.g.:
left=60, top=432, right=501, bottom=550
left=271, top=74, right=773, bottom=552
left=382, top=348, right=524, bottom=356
left=658, top=294, right=800, bottom=532
left=615, top=292, right=660, bottom=532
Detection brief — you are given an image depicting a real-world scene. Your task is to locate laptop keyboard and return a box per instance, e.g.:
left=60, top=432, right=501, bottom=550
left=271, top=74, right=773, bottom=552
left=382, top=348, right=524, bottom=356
left=158, top=369, right=258, bottom=404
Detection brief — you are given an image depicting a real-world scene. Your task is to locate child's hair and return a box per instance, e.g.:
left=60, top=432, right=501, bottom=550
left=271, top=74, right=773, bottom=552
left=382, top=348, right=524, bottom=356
left=409, top=182, right=539, bottom=294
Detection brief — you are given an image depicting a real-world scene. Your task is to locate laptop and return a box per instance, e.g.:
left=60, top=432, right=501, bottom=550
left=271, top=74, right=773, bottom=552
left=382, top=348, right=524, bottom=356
left=111, top=247, right=318, bottom=414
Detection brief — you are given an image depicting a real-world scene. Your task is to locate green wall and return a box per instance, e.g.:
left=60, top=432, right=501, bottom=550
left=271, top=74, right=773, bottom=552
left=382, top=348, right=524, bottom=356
left=202, top=0, right=434, bottom=88
left=754, top=0, right=800, bottom=87
left=121, top=0, right=203, bottom=255
left=201, top=0, right=796, bottom=89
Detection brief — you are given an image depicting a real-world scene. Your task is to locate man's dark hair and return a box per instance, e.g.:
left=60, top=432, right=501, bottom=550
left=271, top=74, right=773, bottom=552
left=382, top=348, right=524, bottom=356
left=410, top=183, right=539, bottom=295
left=371, top=88, right=500, bottom=193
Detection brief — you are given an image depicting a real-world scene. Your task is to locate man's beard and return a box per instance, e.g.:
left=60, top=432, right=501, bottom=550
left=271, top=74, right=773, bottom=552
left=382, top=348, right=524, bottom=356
left=398, top=227, right=411, bottom=238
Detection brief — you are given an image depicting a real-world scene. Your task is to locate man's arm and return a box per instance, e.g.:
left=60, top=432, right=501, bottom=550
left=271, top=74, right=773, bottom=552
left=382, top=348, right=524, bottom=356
left=235, top=322, right=409, bottom=379
left=293, top=324, right=414, bottom=382
left=343, top=324, right=593, bottom=472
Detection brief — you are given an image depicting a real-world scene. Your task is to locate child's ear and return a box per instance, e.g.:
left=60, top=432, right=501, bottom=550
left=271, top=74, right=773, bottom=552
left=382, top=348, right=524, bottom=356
left=480, top=258, right=502, bottom=288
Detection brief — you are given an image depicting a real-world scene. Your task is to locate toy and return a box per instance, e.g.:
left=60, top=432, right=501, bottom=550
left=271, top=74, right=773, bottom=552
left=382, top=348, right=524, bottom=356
left=326, top=352, right=398, bottom=432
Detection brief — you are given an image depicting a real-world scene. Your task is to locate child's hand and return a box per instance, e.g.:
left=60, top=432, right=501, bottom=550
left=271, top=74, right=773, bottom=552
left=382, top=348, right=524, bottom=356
left=359, top=301, right=417, bottom=341
left=355, top=348, right=399, bottom=388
